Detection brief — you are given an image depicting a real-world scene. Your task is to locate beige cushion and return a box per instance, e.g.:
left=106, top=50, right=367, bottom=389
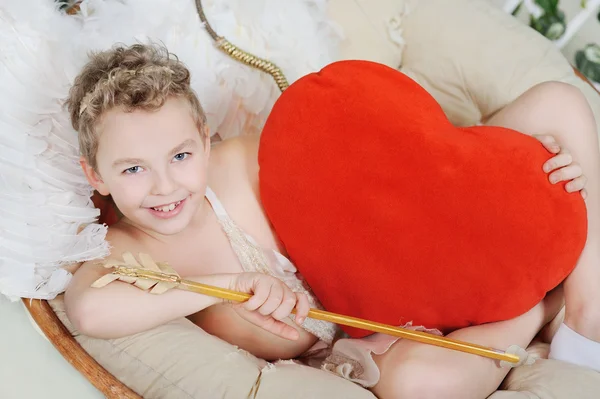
left=333, top=0, right=600, bottom=134
left=327, top=0, right=409, bottom=69
left=49, top=1, right=600, bottom=398
left=49, top=296, right=375, bottom=399
left=399, top=0, right=600, bottom=132
left=492, top=341, right=600, bottom=399
left=256, top=361, right=375, bottom=399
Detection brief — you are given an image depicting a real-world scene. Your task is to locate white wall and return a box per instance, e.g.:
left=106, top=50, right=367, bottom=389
left=0, top=299, right=102, bottom=399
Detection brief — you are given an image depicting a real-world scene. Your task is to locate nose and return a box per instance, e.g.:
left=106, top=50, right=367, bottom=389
left=150, top=168, right=176, bottom=196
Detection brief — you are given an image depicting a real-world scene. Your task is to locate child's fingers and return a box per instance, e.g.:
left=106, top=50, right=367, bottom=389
left=256, top=283, right=285, bottom=316
left=581, top=188, right=588, bottom=200
left=565, top=175, right=587, bottom=193
left=270, top=287, right=298, bottom=321
left=294, top=292, right=310, bottom=325
left=534, top=134, right=561, bottom=154
left=543, top=151, right=573, bottom=173
left=240, top=310, right=299, bottom=340
left=549, top=163, right=583, bottom=184
left=262, top=318, right=300, bottom=340
left=264, top=318, right=300, bottom=341
left=243, top=277, right=270, bottom=311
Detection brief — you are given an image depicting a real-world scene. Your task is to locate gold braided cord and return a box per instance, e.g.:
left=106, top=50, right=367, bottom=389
left=194, top=0, right=289, bottom=92
left=217, top=39, right=290, bottom=91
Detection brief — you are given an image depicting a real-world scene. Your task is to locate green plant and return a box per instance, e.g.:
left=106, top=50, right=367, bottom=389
left=54, top=0, right=80, bottom=14
left=530, top=0, right=568, bottom=39
left=513, top=1, right=600, bottom=83
left=576, top=43, right=600, bottom=82
left=54, top=0, right=71, bottom=10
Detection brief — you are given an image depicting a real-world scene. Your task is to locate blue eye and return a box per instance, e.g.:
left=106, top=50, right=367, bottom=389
left=173, top=152, right=190, bottom=161
left=123, top=166, right=142, bottom=174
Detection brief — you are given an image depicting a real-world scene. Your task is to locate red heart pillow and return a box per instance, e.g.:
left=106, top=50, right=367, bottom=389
left=258, top=60, right=587, bottom=338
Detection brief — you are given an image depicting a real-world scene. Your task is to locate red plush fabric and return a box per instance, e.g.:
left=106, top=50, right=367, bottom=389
left=258, top=60, right=588, bottom=338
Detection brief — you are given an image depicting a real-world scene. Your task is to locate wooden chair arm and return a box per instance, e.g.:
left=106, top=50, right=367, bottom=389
left=574, top=66, right=600, bottom=95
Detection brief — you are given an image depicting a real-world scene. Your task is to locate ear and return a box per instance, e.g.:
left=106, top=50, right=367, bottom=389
left=80, top=156, right=110, bottom=196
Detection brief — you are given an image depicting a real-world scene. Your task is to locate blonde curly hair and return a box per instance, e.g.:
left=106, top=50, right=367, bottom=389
left=66, top=43, right=207, bottom=170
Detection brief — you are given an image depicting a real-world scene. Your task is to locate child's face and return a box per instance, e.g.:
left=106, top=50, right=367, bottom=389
left=83, top=97, right=210, bottom=236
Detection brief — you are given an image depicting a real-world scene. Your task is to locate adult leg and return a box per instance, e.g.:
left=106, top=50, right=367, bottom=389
left=484, top=82, right=600, bottom=370
left=371, top=288, right=563, bottom=399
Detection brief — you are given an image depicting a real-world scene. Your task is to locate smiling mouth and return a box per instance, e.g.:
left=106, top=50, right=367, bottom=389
left=150, top=200, right=182, bottom=213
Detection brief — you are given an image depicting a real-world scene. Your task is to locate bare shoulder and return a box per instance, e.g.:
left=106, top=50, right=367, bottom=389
left=209, top=134, right=260, bottom=191
left=211, top=133, right=259, bottom=163
left=207, top=134, right=281, bottom=250
left=104, top=222, right=147, bottom=259
left=68, top=223, right=147, bottom=286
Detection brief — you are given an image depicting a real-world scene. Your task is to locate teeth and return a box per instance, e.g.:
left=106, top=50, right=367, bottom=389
left=153, top=200, right=181, bottom=212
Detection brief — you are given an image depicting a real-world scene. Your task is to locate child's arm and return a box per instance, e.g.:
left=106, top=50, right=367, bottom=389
left=64, top=257, right=309, bottom=340
left=64, top=260, right=227, bottom=339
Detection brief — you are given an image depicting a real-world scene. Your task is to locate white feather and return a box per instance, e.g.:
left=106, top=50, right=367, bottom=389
left=0, top=0, right=108, bottom=301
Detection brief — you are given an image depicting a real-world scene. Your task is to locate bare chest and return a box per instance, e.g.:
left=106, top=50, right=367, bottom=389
left=138, top=214, right=279, bottom=279
left=151, top=223, right=245, bottom=277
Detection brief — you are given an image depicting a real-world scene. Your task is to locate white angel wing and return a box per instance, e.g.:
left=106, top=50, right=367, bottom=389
left=0, top=0, right=109, bottom=301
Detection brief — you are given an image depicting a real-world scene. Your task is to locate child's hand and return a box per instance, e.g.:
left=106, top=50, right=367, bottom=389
left=230, top=272, right=310, bottom=341
left=534, top=134, right=588, bottom=199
